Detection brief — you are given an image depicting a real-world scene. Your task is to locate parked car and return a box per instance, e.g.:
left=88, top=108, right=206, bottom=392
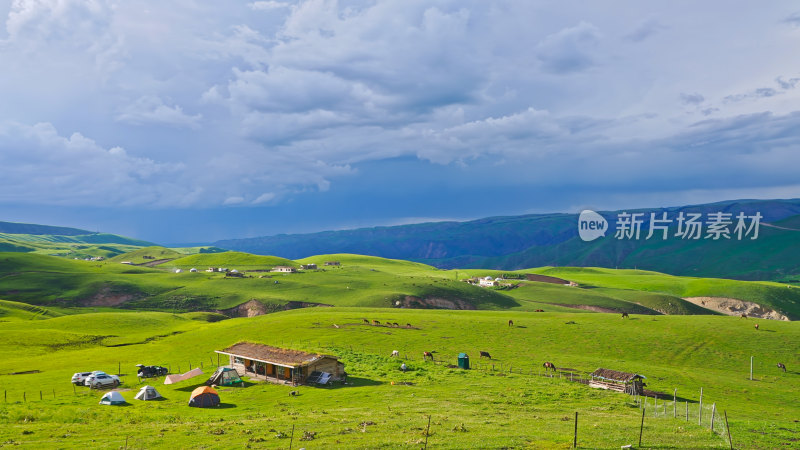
left=136, top=364, right=168, bottom=378
left=88, top=374, right=120, bottom=389
left=71, top=372, right=93, bottom=386
left=83, top=371, right=109, bottom=386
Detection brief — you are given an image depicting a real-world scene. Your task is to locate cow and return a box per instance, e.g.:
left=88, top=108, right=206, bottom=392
left=777, top=363, right=787, bottom=372
left=755, top=323, right=759, bottom=331
left=740, top=313, right=747, bottom=319
left=535, top=309, right=545, bottom=312
left=372, top=320, right=381, bottom=326
left=391, top=350, right=400, bottom=358
left=543, top=361, right=557, bottom=372
left=508, top=319, right=514, bottom=327
left=621, top=312, right=629, bottom=319
left=479, top=351, right=492, bottom=359
left=423, top=351, right=435, bottom=362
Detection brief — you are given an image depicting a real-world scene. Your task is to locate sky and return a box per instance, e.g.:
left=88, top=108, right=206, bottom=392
left=1, top=0, right=799, bottom=244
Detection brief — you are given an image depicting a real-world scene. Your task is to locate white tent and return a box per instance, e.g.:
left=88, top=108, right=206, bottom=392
left=164, top=367, right=203, bottom=385
left=134, top=385, right=162, bottom=401
left=99, top=391, right=126, bottom=405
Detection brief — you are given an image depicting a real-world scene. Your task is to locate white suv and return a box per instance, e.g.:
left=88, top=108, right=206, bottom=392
left=71, top=372, right=93, bottom=386
left=87, top=373, right=120, bottom=389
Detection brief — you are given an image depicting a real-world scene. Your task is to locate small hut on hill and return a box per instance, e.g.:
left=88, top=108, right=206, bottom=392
left=589, top=368, right=645, bottom=395
left=216, top=342, right=345, bottom=386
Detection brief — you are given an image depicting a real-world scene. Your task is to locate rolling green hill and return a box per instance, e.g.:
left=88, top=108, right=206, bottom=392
left=0, top=307, right=796, bottom=448
left=1, top=252, right=799, bottom=320
left=108, top=246, right=186, bottom=264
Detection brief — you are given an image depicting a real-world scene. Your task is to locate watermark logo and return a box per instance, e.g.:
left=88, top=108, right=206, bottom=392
left=578, top=210, right=608, bottom=242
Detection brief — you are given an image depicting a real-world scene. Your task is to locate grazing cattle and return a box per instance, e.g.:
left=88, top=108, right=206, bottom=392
left=535, top=309, right=545, bottom=312
left=777, top=363, right=787, bottom=372
left=393, top=322, right=400, bottom=328
left=391, top=350, right=400, bottom=358
left=422, top=351, right=435, bottom=361
left=372, top=320, right=380, bottom=326
left=621, top=312, right=629, bottom=319
left=508, top=319, right=514, bottom=327
left=754, top=323, right=759, bottom=331
left=406, top=323, right=413, bottom=329
left=479, top=351, right=492, bottom=359
left=362, top=318, right=369, bottom=324
left=543, top=361, right=557, bottom=372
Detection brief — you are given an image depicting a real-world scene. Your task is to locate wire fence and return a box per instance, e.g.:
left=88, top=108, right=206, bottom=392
left=634, top=391, right=730, bottom=441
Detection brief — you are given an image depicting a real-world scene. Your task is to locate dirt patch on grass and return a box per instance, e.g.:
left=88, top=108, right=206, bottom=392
left=683, top=297, right=789, bottom=321
left=218, top=299, right=333, bottom=318
left=143, top=259, right=172, bottom=267
left=80, top=286, right=140, bottom=307
left=399, top=296, right=476, bottom=310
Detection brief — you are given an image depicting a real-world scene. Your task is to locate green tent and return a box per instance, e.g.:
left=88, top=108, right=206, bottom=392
left=206, top=367, right=243, bottom=386
left=99, top=391, right=126, bottom=405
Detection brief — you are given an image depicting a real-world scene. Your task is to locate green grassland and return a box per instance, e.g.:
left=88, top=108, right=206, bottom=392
left=2, top=252, right=800, bottom=321
left=0, top=308, right=797, bottom=448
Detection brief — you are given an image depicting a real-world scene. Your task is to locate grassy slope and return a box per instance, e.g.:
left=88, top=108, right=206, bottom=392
left=0, top=299, right=63, bottom=321
left=108, top=246, right=185, bottom=264
left=160, top=251, right=297, bottom=269
left=0, top=308, right=797, bottom=448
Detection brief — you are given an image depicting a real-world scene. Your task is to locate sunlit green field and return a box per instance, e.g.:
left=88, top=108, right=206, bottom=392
left=0, top=307, right=797, bottom=448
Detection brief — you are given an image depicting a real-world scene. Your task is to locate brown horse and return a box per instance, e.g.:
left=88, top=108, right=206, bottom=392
left=362, top=318, right=369, bottom=324
left=621, top=312, right=629, bottom=319
left=423, top=351, right=435, bottom=362
left=535, top=309, right=544, bottom=312
left=777, top=363, right=787, bottom=372
left=508, top=319, right=514, bottom=327
left=543, top=361, right=557, bottom=372
left=406, top=323, right=412, bottom=329
left=372, top=320, right=381, bottom=326
left=393, top=322, right=400, bottom=328
left=479, top=351, right=492, bottom=359
left=755, top=323, right=759, bottom=330
left=740, top=313, right=747, bottom=319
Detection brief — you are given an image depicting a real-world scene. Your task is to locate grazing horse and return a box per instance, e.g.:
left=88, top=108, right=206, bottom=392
left=535, top=309, right=545, bottom=312
left=543, top=361, right=557, bottom=372
left=777, top=363, right=787, bottom=372
left=479, top=351, right=492, bottom=359
left=362, top=318, right=369, bottom=324
left=406, top=323, right=413, bottom=329
left=740, top=313, right=747, bottom=319
left=508, top=319, right=514, bottom=327
left=621, top=312, right=629, bottom=319
left=422, top=351, right=435, bottom=362
left=391, top=350, right=400, bottom=358
left=754, top=323, right=759, bottom=330
left=393, top=322, right=400, bottom=328
left=372, top=320, right=381, bottom=326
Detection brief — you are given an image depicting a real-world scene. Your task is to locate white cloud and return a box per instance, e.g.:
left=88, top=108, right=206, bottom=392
left=536, top=22, right=601, bottom=74
left=249, top=1, right=291, bottom=11
left=116, top=96, right=202, bottom=128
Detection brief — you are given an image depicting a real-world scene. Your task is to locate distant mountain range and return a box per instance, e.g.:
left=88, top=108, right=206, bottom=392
left=0, top=220, right=91, bottom=236
left=215, top=199, right=800, bottom=281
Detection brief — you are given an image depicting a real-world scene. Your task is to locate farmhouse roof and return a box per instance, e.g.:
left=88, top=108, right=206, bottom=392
left=217, top=342, right=333, bottom=368
left=590, top=368, right=646, bottom=383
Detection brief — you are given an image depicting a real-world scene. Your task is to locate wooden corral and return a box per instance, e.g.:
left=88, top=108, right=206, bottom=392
left=216, top=342, right=345, bottom=386
left=589, top=368, right=645, bottom=395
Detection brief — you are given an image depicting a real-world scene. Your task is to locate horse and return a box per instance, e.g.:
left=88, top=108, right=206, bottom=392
left=362, top=318, right=369, bottom=324
left=391, top=350, right=400, bottom=358
left=479, top=351, right=492, bottom=359
left=423, top=351, right=435, bottom=361
left=543, top=361, right=557, bottom=372
left=740, top=313, right=747, bottom=319
left=535, top=309, right=544, bottom=312
left=406, top=323, right=413, bottom=329
left=508, top=319, right=514, bottom=327
left=754, top=323, right=759, bottom=330
left=621, top=312, right=629, bottom=319
left=393, top=322, right=400, bottom=328
left=777, top=363, right=787, bottom=372
left=372, top=320, right=381, bottom=326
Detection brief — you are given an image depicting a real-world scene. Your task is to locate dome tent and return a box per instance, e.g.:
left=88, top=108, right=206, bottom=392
left=206, top=367, right=243, bottom=387
left=134, top=385, right=162, bottom=401
left=188, top=385, right=220, bottom=408
left=99, top=391, right=126, bottom=405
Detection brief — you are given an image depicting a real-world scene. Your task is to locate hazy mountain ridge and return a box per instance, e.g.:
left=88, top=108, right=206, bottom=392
left=215, top=199, right=800, bottom=280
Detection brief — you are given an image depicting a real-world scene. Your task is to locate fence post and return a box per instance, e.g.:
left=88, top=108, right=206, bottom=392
left=4, top=390, right=6, bottom=402
left=698, top=388, right=703, bottom=425
left=573, top=411, right=578, bottom=449
left=711, top=403, right=716, bottom=432
left=39, top=391, right=42, bottom=401
left=23, top=392, right=26, bottom=402
left=424, top=415, right=431, bottom=449
left=639, top=407, right=645, bottom=447
left=685, top=401, right=688, bottom=421
left=750, top=356, right=753, bottom=381
left=654, top=396, right=657, bottom=417
left=673, top=389, right=677, bottom=418
left=724, top=411, right=733, bottom=450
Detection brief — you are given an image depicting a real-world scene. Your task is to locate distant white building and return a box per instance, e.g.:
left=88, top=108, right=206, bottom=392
left=174, top=269, right=183, bottom=273
left=479, top=276, right=498, bottom=287
left=189, top=268, right=198, bottom=273
left=271, top=266, right=297, bottom=273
